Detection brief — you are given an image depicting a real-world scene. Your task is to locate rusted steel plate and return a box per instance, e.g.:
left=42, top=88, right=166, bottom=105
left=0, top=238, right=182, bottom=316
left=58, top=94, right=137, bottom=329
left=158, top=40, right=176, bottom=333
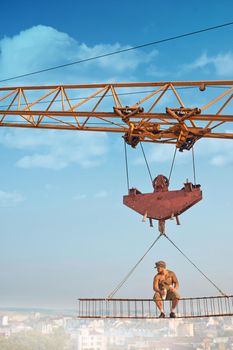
left=123, top=175, right=202, bottom=233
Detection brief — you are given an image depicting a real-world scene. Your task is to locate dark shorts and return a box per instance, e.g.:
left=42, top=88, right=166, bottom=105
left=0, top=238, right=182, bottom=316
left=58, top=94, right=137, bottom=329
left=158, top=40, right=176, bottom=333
left=153, top=290, right=180, bottom=301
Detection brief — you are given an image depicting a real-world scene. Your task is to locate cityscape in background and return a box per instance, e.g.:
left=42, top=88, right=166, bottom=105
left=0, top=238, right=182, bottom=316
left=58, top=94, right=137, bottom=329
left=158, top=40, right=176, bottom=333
left=0, top=309, right=232, bottom=349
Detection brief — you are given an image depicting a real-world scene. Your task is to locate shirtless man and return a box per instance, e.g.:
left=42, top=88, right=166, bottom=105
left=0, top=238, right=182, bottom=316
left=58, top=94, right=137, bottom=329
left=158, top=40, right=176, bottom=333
left=153, top=261, right=180, bottom=318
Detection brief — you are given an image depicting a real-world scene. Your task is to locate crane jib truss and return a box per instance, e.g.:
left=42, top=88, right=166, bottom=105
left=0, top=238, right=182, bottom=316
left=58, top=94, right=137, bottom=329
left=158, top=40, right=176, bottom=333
left=0, top=80, right=233, bottom=150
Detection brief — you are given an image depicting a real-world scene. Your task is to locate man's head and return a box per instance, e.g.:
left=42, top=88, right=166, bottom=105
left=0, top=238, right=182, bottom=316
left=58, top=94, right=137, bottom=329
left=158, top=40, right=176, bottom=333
left=155, top=260, right=166, bottom=273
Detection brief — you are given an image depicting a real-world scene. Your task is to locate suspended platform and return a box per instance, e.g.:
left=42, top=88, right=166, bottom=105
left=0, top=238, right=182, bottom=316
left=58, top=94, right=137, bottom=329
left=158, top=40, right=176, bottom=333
left=78, top=295, right=233, bottom=319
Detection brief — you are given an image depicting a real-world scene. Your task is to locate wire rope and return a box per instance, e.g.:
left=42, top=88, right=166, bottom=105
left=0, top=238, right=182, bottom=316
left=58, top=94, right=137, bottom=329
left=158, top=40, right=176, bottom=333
left=192, top=147, right=197, bottom=185
left=163, top=233, right=227, bottom=297
left=140, top=142, right=153, bottom=184
left=124, top=141, right=130, bottom=191
left=168, top=147, right=177, bottom=182
left=107, top=233, right=162, bottom=298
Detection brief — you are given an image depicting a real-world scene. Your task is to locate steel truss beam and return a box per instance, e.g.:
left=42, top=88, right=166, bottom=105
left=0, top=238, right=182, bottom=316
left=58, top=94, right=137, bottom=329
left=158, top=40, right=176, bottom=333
left=0, top=80, right=232, bottom=150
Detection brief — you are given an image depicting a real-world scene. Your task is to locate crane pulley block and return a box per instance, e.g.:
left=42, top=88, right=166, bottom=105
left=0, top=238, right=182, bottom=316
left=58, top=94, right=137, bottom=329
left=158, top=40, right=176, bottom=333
left=123, top=175, right=202, bottom=233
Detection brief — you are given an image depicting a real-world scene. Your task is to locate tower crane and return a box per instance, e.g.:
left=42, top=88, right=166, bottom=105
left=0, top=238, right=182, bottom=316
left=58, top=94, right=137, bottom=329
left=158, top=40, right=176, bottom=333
left=0, top=80, right=232, bottom=151
left=1, top=80, right=233, bottom=319
left=1, top=80, right=232, bottom=232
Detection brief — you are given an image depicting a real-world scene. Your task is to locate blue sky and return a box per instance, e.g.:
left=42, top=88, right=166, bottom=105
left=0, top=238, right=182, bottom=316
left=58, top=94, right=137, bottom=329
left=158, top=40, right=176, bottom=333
left=0, top=0, right=233, bottom=309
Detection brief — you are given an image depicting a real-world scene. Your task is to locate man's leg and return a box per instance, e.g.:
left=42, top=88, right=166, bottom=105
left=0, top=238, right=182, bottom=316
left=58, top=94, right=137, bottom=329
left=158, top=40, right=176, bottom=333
left=167, top=291, right=180, bottom=318
left=153, top=293, right=165, bottom=318
left=171, top=297, right=179, bottom=311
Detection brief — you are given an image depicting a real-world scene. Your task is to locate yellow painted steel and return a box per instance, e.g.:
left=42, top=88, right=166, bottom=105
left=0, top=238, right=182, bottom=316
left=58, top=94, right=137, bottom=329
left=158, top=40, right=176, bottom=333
left=0, top=81, right=232, bottom=149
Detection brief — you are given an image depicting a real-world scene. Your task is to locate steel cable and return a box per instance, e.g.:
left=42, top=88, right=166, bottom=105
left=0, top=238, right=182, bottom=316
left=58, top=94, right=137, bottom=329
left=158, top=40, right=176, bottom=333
left=168, top=147, right=177, bottom=182
left=163, top=233, right=227, bottom=297
left=124, top=141, right=130, bottom=191
left=107, top=233, right=162, bottom=299
left=192, top=147, right=197, bottom=185
left=140, top=142, right=153, bottom=184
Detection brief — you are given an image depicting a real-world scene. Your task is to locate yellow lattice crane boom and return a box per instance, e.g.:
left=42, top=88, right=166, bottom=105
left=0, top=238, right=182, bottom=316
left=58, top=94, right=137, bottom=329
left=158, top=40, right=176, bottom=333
left=0, top=80, right=232, bottom=150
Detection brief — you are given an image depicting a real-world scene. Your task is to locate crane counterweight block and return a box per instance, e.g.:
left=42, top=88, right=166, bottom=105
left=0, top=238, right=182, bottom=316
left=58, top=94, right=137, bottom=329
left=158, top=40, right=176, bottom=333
left=123, top=175, right=202, bottom=233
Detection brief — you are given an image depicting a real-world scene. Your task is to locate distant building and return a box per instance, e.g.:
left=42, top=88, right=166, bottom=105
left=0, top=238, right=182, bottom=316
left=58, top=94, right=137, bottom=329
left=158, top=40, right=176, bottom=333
left=0, top=327, right=11, bottom=338
left=78, top=327, right=107, bottom=350
left=1, top=316, right=8, bottom=326
left=42, top=324, right=53, bottom=334
left=177, top=322, right=194, bottom=337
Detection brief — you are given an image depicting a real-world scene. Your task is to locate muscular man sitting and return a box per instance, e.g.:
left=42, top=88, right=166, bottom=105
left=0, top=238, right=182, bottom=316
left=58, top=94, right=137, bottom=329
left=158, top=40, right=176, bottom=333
left=153, top=260, right=180, bottom=318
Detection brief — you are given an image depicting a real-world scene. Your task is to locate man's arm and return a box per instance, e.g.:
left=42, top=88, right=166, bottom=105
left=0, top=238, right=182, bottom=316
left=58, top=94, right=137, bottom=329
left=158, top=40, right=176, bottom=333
left=171, top=272, right=179, bottom=290
left=153, top=275, right=160, bottom=293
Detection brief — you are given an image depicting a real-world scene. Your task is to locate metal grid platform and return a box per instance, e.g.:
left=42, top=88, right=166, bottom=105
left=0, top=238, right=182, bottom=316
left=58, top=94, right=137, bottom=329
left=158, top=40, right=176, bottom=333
left=78, top=295, right=233, bottom=319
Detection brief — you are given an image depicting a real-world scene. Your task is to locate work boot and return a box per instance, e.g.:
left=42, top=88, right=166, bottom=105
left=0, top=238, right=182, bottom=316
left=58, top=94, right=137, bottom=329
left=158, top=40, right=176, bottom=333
left=158, top=312, right=165, bottom=318
left=170, top=312, right=176, bottom=318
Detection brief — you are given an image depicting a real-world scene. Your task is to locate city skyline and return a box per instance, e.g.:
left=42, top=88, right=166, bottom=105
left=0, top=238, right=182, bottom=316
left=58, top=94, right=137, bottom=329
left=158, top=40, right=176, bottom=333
left=0, top=309, right=232, bottom=350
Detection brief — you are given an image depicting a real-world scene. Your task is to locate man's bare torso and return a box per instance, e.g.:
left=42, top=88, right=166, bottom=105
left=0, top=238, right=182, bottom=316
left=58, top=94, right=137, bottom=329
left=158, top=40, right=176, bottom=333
left=154, top=270, right=177, bottom=290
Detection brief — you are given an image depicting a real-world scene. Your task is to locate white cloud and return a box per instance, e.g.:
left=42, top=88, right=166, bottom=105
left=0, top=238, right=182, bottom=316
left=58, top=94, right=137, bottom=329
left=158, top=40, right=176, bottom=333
left=196, top=136, right=233, bottom=167
left=44, top=184, right=52, bottom=190
left=183, top=53, right=210, bottom=71
left=211, top=155, right=228, bottom=166
left=0, top=26, right=75, bottom=82
left=94, top=190, right=108, bottom=198
left=139, top=137, right=233, bottom=168
left=0, top=129, right=108, bottom=170
left=182, top=52, right=233, bottom=76
left=133, top=137, right=233, bottom=169
left=16, top=153, right=67, bottom=170
left=0, top=25, right=158, bottom=85
left=134, top=144, right=179, bottom=165
left=0, top=25, right=160, bottom=170
left=146, top=63, right=169, bottom=78
left=0, top=190, right=25, bottom=207
left=73, top=194, right=87, bottom=201
left=73, top=191, right=108, bottom=200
